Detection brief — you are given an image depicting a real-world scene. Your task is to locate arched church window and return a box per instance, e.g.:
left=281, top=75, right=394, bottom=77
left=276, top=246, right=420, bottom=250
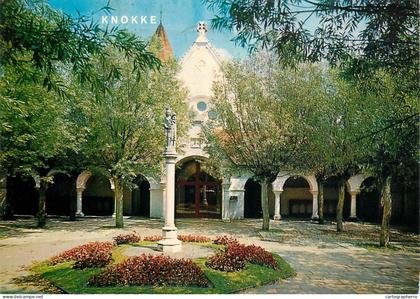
left=197, top=101, right=207, bottom=111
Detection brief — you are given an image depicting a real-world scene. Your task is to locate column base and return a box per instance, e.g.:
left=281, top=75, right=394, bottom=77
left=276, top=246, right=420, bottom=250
left=311, top=216, right=319, bottom=221
left=274, top=215, right=281, bottom=221
left=157, top=239, right=182, bottom=253
left=158, top=226, right=182, bottom=253
left=348, top=216, right=358, bottom=222
left=76, top=212, right=84, bottom=217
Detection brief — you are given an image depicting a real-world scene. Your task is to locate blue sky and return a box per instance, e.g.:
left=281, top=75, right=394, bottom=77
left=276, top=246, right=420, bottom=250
left=48, top=0, right=248, bottom=59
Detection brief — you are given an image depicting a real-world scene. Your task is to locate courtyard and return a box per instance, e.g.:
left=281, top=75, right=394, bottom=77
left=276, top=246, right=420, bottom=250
left=0, top=217, right=418, bottom=294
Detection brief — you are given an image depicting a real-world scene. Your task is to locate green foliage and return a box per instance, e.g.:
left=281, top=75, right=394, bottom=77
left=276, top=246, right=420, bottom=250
left=0, top=0, right=160, bottom=95
left=76, top=47, right=189, bottom=183
left=205, top=0, right=418, bottom=74
left=0, top=65, right=77, bottom=176
left=203, top=53, right=306, bottom=183
left=352, top=71, right=419, bottom=179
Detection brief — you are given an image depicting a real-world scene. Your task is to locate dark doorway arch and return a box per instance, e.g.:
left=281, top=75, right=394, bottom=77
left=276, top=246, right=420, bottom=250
left=83, top=175, right=114, bottom=216
left=8, top=175, right=38, bottom=215
left=131, top=176, right=150, bottom=217
left=175, top=160, right=222, bottom=218
left=357, top=177, right=381, bottom=223
left=46, top=173, right=73, bottom=216
left=244, top=179, right=262, bottom=218
left=283, top=176, right=312, bottom=218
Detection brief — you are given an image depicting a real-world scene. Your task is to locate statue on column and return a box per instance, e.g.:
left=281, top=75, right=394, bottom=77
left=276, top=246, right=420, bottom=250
left=164, top=107, right=176, bottom=153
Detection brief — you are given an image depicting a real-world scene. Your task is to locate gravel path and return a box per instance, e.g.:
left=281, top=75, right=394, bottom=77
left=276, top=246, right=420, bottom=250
left=0, top=216, right=418, bottom=294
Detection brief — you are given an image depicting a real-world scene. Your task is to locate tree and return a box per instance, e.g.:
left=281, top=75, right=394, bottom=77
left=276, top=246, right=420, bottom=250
left=289, top=66, right=367, bottom=231
left=0, top=0, right=160, bottom=95
left=77, top=48, right=189, bottom=228
left=205, top=0, right=418, bottom=73
left=278, top=63, right=335, bottom=224
left=353, top=71, right=419, bottom=246
left=203, top=53, right=307, bottom=231
left=0, top=64, right=78, bottom=226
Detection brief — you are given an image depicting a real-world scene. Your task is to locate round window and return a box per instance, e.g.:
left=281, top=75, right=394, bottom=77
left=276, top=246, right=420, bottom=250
left=197, top=101, right=207, bottom=112
left=208, top=110, right=217, bottom=120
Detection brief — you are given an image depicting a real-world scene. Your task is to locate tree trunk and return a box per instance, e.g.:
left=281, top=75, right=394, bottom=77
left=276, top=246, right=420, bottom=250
left=380, top=175, right=392, bottom=247
left=336, top=178, right=345, bottom=232
left=317, top=178, right=325, bottom=224
left=261, top=180, right=270, bottom=231
left=114, top=177, right=124, bottom=228
left=1, top=177, right=15, bottom=220
left=37, top=184, right=47, bottom=228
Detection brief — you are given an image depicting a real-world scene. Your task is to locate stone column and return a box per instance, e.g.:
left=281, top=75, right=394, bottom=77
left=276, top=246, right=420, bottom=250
left=157, top=154, right=182, bottom=252
left=158, top=107, right=181, bottom=253
left=161, top=182, right=166, bottom=221
left=222, top=178, right=231, bottom=222
left=237, top=190, right=245, bottom=219
left=76, top=188, right=84, bottom=217
left=274, top=191, right=282, bottom=220
left=349, top=191, right=358, bottom=221
left=311, top=191, right=319, bottom=220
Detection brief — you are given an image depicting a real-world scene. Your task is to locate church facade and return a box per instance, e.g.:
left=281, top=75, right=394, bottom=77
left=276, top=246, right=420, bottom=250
left=2, top=22, right=418, bottom=227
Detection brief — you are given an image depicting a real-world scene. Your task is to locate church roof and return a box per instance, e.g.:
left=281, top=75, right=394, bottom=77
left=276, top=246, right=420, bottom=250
left=153, top=22, right=174, bottom=62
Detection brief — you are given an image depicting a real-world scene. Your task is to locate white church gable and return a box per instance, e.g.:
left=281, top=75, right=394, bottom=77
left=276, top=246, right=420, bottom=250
left=176, top=22, right=226, bottom=160
left=178, top=22, right=224, bottom=119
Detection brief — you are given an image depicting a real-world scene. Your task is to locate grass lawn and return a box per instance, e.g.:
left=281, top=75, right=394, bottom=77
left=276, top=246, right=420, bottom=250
left=30, top=242, right=295, bottom=294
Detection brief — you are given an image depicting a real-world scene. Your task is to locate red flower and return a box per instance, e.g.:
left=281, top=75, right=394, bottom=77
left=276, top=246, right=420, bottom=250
left=206, top=239, right=278, bottom=272
left=49, top=241, right=115, bottom=269
left=88, top=254, right=209, bottom=287
left=113, top=232, right=141, bottom=245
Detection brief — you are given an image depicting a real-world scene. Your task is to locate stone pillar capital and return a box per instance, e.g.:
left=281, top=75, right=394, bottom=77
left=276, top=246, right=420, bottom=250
left=273, top=190, right=283, bottom=196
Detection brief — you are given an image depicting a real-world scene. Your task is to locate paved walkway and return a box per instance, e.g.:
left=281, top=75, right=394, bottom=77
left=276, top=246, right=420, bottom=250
left=0, top=217, right=418, bottom=294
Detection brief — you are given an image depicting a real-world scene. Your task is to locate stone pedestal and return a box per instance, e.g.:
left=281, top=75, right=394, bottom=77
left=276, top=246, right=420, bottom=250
left=157, top=153, right=182, bottom=253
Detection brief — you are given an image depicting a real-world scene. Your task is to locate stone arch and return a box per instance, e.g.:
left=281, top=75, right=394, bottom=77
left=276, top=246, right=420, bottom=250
left=7, top=173, right=38, bottom=215
left=175, top=157, right=222, bottom=218
left=76, top=171, right=114, bottom=191
left=272, top=173, right=317, bottom=192
left=46, top=172, right=72, bottom=216
left=357, top=176, right=381, bottom=223
left=131, top=174, right=151, bottom=217
left=347, top=174, right=367, bottom=193
left=243, top=178, right=262, bottom=218
left=82, top=172, right=115, bottom=216
left=76, top=170, right=92, bottom=190
left=282, top=175, right=313, bottom=218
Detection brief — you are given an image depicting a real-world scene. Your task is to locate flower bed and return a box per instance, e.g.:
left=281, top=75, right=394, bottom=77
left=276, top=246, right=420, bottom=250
left=213, top=235, right=239, bottom=246
left=206, top=241, right=278, bottom=272
left=113, top=232, right=141, bottom=245
left=88, top=254, right=209, bottom=288
left=143, top=234, right=211, bottom=243
left=49, top=241, right=115, bottom=269
left=178, top=234, right=211, bottom=243
left=143, top=235, right=162, bottom=242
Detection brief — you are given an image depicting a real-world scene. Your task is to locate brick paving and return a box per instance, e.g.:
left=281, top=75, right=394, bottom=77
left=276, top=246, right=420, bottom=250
left=0, top=216, right=418, bottom=294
